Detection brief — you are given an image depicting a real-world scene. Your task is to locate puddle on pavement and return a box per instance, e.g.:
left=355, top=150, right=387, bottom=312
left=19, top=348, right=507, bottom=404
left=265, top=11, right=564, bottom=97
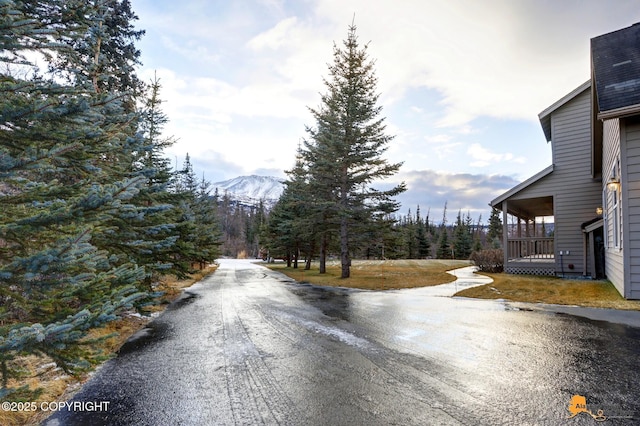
left=117, top=291, right=200, bottom=356
left=118, top=321, right=170, bottom=355
left=166, top=290, right=199, bottom=310
left=287, top=283, right=352, bottom=321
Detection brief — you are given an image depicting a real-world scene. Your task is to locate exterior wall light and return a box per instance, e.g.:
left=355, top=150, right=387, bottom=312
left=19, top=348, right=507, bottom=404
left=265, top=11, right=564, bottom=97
left=596, top=206, right=603, bottom=215
left=607, top=177, right=621, bottom=192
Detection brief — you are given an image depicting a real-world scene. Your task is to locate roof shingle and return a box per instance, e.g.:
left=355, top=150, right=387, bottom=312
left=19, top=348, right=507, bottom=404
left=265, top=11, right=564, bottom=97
left=592, top=23, right=640, bottom=115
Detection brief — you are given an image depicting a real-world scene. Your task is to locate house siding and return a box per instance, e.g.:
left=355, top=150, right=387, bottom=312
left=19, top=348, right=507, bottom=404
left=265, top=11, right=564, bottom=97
left=623, top=117, right=640, bottom=299
left=548, top=89, right=602, bottom=276
left=505, top=88, right=602, bottom=277
left=603, top=118, right=624, bottom=295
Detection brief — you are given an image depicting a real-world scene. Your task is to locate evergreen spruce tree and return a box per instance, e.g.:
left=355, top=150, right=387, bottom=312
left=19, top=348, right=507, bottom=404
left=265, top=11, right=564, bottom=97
left=265, top=186, right=302, bottom=267
left=487, top=207, right=503, bottom=247
left=452, top=210, right=473, bottom=259
left=472, top=215, right=483, bottom=252
left=244, top=200, right=266, bottom=259
left=264, top=148, right=317, bottom=267
left=404, top=209, right=416, bottom=258
left=218, top=192, right=238, bottom=257
left=360, top=213, right=398, bottom=259
left=192, top=175, right=222, bottom=268
left=0, top=0, right=146, bottom=395
left=284, top=148, right=319, bottom=268
left=93, top=74, right=184, bottom=285
left=436, top=203, right=451, bottom=259
left=380, top=216, right=405, bottom=259
left=416, top=206, right=431, bottom=258
left=299, top=141, right=336, bottom=273
left=47, top=0, right=145, bottom=100
left=304, top=23, right=405, bottom=278
left=168, top=154, right=200, bottom=272
left=436, top=230, right=451, bottom=259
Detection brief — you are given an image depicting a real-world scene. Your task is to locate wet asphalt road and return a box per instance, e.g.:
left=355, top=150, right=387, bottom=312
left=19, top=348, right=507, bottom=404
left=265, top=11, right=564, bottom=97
left=44, top=259, right=640, bottom=425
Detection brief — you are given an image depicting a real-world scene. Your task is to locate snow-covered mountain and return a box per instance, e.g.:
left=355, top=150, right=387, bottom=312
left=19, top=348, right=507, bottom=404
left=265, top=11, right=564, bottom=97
left=212, top=175, right=284, bottom=207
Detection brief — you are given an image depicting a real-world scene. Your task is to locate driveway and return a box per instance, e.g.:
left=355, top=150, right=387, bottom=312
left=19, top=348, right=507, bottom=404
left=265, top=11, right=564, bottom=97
left=45, top=259, right=640, bottom=425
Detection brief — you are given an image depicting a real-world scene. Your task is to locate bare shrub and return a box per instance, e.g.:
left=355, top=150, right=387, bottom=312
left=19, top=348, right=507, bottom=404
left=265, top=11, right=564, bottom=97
left=470, top=249, right=504, bottom=273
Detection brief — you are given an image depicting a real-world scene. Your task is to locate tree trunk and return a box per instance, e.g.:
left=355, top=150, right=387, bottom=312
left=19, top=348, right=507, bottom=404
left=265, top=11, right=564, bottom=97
left=305, top=241, right=315, bottom=270
left=293, top=246, right=298, bottom=269
left=319, top=233, right=327, bottom=274
left=340, top=217, right=350, bottom=278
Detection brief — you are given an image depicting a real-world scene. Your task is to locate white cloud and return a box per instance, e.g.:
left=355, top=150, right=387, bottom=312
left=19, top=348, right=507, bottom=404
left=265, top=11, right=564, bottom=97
left=467, top=143, right=525, bottom=168
left=380, top=169, right=521, bottom=220
left=247, top=17, right=299, bottom=50
left=311, top=0, right=639, bottom=126
left=424, top=134, right=452, bottom=145
left=132, top=0, right=638, bottom=199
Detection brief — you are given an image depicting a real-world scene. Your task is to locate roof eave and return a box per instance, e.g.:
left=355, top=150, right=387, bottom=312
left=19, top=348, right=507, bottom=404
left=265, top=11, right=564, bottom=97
left=597, top=104, right=640, bottom=121
left=490, top=164, right=555, bottom=208
left=538, top=81, right=591, bottom=142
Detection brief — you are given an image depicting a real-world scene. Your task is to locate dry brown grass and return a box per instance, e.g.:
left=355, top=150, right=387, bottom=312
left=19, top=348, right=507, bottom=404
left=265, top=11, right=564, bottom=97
left=455, top=273, right=640, bottom=311
left=0, top=355, right=78, bottom=426
left=270, top=260, right=640, bottom=311
left=1, top=264, right=218, bottom=426
left=265, top=259, right=471, bottom=290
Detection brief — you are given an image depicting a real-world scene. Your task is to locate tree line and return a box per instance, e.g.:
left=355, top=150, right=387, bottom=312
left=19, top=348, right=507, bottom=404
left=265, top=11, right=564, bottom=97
left=264, top=198, right=504, bottom=264
left=391, top=204, right=503, bottom=260
left=0, top=0, right=220, bottom=397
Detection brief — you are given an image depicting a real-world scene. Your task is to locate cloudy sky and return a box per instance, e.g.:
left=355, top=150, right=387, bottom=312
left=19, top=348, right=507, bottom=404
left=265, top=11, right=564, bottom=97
left=130, top=0, right=639, bottom=221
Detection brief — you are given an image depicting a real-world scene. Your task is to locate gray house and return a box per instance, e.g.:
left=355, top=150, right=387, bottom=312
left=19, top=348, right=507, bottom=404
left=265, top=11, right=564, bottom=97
left=593, top=23, right=640, bottom=299
left=490, top=82, right=603, bottom=279
left=490, top=23, right=640, bottom=299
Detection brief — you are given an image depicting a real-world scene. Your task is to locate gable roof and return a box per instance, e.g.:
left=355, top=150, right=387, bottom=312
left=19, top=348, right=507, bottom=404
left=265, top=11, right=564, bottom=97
left=592, top=23, right=640, bottom=119
left=538, top=81, right=590, bottom=142
left=490, top=165, right=554, bottom=208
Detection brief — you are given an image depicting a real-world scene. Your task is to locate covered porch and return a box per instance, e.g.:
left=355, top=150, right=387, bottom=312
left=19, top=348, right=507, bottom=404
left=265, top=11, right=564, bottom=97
left=499, top=195, right=556, bottom=276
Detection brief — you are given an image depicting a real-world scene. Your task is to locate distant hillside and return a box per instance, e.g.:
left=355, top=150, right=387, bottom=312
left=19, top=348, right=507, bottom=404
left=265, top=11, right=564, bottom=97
left=212, top=175, right=284, bottom=207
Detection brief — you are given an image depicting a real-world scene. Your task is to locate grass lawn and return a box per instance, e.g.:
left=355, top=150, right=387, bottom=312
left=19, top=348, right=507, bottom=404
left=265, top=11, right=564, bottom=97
left=265, top=259, right=472, bottom=290
left=267, top=259, right=640, bottom=311
left=454, top=273, right=640, bottom=311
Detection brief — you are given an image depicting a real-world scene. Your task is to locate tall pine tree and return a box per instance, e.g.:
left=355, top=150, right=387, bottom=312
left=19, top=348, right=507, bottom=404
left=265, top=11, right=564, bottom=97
left=304, top=23, right=405, bottom=278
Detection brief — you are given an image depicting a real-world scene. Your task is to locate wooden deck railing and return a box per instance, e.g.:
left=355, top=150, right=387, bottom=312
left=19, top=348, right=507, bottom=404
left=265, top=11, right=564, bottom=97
left=507, top=237, right=554, bottom=261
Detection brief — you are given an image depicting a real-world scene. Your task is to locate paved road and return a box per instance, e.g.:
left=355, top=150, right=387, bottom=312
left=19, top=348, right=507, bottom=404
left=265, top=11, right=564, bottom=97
left=45, top=259, right=640, bottom=425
